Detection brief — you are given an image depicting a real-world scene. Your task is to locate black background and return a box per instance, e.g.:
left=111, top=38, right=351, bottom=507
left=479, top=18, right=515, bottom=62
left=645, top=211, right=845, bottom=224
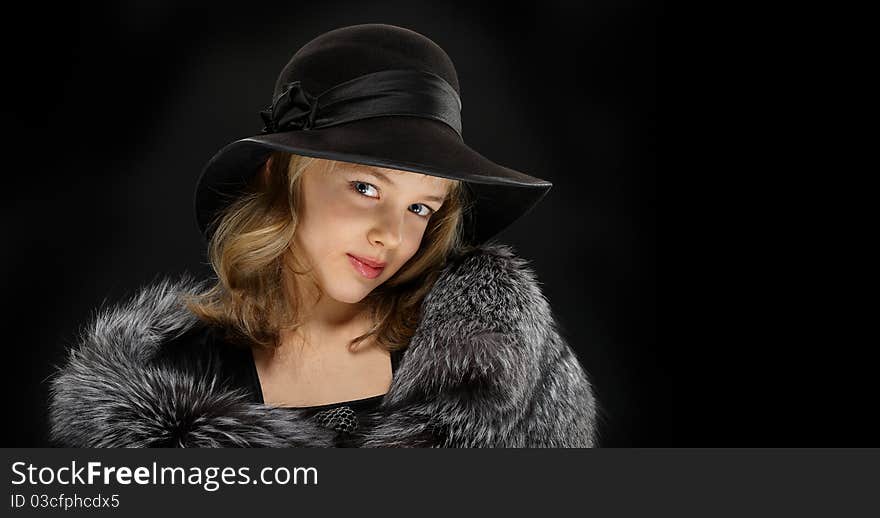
left=0, top=1, right=661, bottom=447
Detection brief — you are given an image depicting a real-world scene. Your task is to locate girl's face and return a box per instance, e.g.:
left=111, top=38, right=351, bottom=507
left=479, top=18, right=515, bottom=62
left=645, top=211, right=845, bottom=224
left=292, top=159, right=453, bottom=304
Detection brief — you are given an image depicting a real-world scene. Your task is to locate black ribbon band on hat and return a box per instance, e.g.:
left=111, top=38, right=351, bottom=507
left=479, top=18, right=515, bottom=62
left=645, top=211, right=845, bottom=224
left=258, top=69, right=463, bottom=138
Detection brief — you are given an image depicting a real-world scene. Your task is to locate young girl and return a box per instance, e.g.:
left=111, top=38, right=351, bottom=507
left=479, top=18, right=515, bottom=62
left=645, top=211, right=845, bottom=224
left=48, top=23, right=598, bottom=447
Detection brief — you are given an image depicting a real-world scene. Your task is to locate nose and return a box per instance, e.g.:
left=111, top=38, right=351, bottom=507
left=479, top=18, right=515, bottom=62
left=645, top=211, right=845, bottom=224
left=368, top=206, right=405, bottom=249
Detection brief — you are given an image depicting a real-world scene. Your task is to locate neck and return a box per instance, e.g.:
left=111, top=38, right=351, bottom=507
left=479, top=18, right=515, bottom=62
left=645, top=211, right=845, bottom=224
left=278, top=252, right=373, bottom=354
left=297, top=295, right=370, bottom=340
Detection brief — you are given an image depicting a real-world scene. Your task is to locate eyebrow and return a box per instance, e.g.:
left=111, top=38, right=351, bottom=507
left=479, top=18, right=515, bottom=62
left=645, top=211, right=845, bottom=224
left=361, top=167, right=447, bottom=203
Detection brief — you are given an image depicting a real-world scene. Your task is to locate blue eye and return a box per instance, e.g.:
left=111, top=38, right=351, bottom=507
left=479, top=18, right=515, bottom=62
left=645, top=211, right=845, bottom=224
left=409, top=203, right=433, bottom=218
left=351, top=181, right=379, bottom=198
left=349, top=181, right=435, bottom=219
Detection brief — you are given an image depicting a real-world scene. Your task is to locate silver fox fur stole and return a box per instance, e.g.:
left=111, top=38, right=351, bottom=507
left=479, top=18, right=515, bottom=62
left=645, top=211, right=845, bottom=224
left=48, top=243, right=598, bottom=447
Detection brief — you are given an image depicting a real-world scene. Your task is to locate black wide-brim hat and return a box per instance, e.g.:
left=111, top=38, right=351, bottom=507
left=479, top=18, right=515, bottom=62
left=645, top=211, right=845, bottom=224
left=195, top=24, right=552, bottom=246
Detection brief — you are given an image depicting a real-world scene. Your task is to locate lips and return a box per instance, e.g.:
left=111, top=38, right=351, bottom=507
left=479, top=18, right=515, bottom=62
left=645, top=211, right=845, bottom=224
left=348, top=254, right=386, bottom=268
left=347, top=254, right=385, bottom=279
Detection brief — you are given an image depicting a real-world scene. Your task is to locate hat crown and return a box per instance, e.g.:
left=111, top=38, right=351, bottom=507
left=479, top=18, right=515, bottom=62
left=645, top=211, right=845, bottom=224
left=196, top=24, right=551, bottom=246
left=273, top=24, right=461, bottom=101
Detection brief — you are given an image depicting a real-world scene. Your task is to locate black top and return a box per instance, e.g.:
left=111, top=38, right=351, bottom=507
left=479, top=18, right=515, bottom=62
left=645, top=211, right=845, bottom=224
left=244, top=344, right=401, bottom=408
left=152, top=323, right=404, bottom=443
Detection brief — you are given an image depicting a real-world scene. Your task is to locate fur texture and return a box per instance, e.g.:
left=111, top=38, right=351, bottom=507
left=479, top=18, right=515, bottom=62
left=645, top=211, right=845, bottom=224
left=48, top=242, right=598, bottom=447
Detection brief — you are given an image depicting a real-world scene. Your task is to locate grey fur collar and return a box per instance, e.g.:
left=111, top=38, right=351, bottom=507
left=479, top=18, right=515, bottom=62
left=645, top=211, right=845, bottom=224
left=48, top=243, right=598, bottom=447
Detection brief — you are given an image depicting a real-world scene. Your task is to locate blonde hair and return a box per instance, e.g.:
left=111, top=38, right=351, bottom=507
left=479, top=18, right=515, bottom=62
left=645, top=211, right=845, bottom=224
left=183, top=150, right=473, bottom=353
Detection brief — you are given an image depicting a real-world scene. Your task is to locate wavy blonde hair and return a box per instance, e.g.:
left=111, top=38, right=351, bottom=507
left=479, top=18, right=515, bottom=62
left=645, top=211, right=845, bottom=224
left=183, top=150, right=473, bottom=353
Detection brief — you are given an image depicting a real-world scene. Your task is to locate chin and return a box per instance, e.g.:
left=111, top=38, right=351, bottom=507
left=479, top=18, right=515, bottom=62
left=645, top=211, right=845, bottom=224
left=322, top=280, right=373, bottom=304
left=328, top=289, right=370, bottom=305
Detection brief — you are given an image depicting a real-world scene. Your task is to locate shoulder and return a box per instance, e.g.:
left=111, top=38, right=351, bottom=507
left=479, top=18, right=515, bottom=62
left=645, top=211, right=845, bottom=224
left=392, top=241, right=562, bottom=392
left=148, top=319, right=222, bottom=372
left=64, top=273, right=211, bottom=365
left=48, top=274, right=214, bottom=443
left=372, top=241, right=598, bottom=447
left=412, top=241, right=559, bottom=383
left=63, top=271, right=254, bottom=377
left=47, top=273, right=331, bottom=447
left=430, top=241, right=549, bottom=323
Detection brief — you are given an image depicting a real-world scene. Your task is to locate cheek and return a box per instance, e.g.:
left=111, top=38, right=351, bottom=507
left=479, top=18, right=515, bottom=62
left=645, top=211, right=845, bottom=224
left=299, top=189, right=362, bottom=237
left=402, top=225, right=427, bottom=253
left=295, top=192, right=352, bottom=264
left=384, top=226, right=427, bottom=273
left=309, top=187, right=362, bottom=221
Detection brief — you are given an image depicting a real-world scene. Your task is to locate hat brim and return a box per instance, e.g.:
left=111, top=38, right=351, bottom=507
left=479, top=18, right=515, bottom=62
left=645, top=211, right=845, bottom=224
left=194, top=116, right=551, bottom=245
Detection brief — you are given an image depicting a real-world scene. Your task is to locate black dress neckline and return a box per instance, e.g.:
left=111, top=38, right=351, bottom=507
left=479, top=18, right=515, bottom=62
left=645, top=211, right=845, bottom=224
left=243, top=336, right=404, bottom=411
